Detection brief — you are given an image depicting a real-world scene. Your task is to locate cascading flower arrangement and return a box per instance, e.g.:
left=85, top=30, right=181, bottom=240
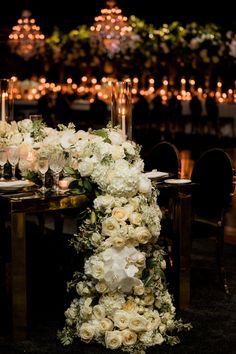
left=0, top=118, right=191, bottom=353
left=55, top=125, right=192, bottom=353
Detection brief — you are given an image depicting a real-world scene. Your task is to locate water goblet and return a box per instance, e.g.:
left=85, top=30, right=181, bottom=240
left=0, top=148, right=7, bottom=180
left=49, top=151, right=66, bottom=194
left=7, top=146, right=20, bottom=180
left=37, top=155, right=49, bottom=194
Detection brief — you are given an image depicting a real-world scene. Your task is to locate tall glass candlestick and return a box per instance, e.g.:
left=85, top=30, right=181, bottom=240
left=0, top=78, right=14, bottom=122
left=111, top=80, right=132, bottom=140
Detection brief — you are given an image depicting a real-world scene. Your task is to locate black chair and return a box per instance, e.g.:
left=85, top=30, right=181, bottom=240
left=145, top=141, right=181, bottom=178
left=191, top=148, right=235, bottom=294
left=145, top=141, right=181, bottom=281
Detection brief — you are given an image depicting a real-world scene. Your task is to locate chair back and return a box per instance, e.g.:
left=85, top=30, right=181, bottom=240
left=145, top=141, right=181, bottom=177
left=191, top=148, right=234, bottom=219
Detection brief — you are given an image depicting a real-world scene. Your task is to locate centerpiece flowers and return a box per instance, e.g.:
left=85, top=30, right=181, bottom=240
left=0, top=118, right=191, bottom=353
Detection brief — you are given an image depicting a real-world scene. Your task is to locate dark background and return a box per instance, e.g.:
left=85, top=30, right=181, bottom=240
left=1, top=0, right=236, bottom=36
left=0, top=0, right=235, bottom=80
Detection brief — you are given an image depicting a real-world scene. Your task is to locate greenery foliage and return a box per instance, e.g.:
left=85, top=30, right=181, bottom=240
left=42, top=17, right=236, bottom=88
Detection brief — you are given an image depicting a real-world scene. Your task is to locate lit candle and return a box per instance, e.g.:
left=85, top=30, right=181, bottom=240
left=189, top=78, right=195, bottom=93
left=180, top=77, right=186, bottom=91
left=122, top=107, right=126, bottom=140
left=1, top=93, right=5, bottom=121
left=162, top=77, right=168, bottom=96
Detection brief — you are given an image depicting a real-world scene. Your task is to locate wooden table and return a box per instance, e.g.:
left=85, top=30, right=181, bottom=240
left=0, top=191, right=89, bottom=339
left=0, top=183, right=192, bottom=339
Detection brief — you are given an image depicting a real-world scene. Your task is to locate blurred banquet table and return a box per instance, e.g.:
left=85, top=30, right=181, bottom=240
left=14, top=98, right=236, bottom=128
left=14, top=100, right=38, bottom=119
left=181, top=100, right=236, bottom=119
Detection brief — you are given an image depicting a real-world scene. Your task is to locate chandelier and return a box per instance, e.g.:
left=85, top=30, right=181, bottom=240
left=8, top=10, right=45, bottom=61
left=90, top=0, right=137, bottom=57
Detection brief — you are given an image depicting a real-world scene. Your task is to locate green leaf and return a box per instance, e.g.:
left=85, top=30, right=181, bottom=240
left=64, top=166, right=77, bottom=175
left=83, top=179, right=93, bottom=192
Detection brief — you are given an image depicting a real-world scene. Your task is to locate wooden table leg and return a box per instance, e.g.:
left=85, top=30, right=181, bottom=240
left=11, top=212, right=27, bottom=339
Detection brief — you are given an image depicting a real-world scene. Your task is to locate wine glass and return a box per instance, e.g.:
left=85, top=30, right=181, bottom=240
left=37, top=154, right=49, bottom=194
left=49, top=151, right=66, bottom=194
left=0, top=148, right=7, bottom=180
left=7, top=146, right=20, bottom=180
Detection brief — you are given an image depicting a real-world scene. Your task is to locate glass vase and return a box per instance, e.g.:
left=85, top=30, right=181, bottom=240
left=111, top=80, right=132, bottom=140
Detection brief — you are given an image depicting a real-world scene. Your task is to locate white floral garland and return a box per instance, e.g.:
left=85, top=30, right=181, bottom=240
left=0, top=119, right=191, bottom=353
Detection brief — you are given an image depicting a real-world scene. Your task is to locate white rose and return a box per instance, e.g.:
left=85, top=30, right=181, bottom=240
left=139, top=330, right=154, bottom=344
left=122, top=300, right=137, bottom=312
left=79, top=323, right=95, bottom=342
left=91, top=232, right=102, bottom=247
left=85, top=258, right=105, bottom=280
left=110, top=145, right=125, bottom=160
left=102, top=217, right=120, bottom=237
left=135, top=226, right=152, bottom=244
left=93, top=305, right=106, bottom=320
left=112, top=236, right=126, bottom=248
left=64, top=307, right=77, bottom=320
left=121, top=329, right=137, bottom=346
left=105, top=330, right=123, bottom=349
left=94, top=195, right=115, bottom=211
left=122, top=141, right=136, bottom=156
left=112, top=207, right=128, bottom=222
left=113, top=310, right=130, bottom=329
left=138, top=176, right=152, bottom=194
left=143, top=294, right=155, bottom=306
left=128, top=314, right=148, bottom=332
left=144, top=312, right=161, bottom=330
left=99, top=318, right=114, bottom=332
left=131, top=252, right=146, bottom=268
left=91, top=262, right=105, bottom=280
left=129, top=196, right=140, bottom=211
left=76, top=282, right=91, bottom=296
left=17, top=119, right=33, bottom=132
left=129, top=212, right=142, bottom=225
left=154, top=333, right=164, bottom=345
left=161, top=312, right=172, bottom=323
left=95, top=281, right=108, bottom=293
left=78, top=157, right=95, bottom=177
left=59, top=130, right=76, bottom=149
left=108, top=131, right=124, bottom=145
left=80, top=305, right=92, bottom=319
left=133, top=282, right=145, bottom=295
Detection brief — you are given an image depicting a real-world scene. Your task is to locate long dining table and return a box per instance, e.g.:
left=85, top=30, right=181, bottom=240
left=0, top=180, right=192, bottom=339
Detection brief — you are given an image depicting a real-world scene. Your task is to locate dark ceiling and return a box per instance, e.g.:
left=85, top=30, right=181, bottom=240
left=1, top=0, right=236, bottom=36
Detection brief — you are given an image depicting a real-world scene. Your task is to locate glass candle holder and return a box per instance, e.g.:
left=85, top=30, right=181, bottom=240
left=111, top=80, right=132, bottom=140
left=0, top=78, right=14, bottom=122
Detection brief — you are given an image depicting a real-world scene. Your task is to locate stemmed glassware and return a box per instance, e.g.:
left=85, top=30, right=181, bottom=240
left=49, top=150, right=66, bottom=194
left=0, top=148, right=7, bottom=180
left=37, top=154, right=49, bottom=194
left=7, top=146, right=20, bottom=180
